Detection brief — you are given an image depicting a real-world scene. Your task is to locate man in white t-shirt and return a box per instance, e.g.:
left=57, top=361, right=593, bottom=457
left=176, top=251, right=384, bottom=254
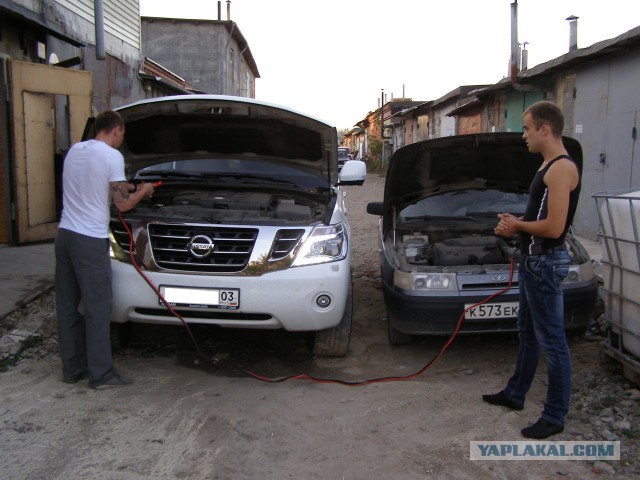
left=55, top=110, right=154, bottom=389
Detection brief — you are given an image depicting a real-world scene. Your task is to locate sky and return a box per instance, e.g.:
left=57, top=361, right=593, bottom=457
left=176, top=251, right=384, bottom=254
left=139, top=0, right=640, bottom=130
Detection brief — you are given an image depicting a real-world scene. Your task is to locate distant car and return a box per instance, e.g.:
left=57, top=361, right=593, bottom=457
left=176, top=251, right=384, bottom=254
left=338, top=147, right=351, bottom=171
left=367, top=133, right=599, bottom=345
left=338, top=158, right=366, bottom=186
left=96, top=95, right=365, bottom=356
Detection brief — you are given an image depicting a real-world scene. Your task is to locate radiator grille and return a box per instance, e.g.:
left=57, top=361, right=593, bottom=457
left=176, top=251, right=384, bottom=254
left=270, top=229, right=305, bottom=260
left=149, top=224, right=258, bottom=273
left=110, top=221, right=133, bottom=254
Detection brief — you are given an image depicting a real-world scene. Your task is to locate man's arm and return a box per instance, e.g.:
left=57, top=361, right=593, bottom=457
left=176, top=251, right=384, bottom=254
left=495, top=159, right=579, bottom=239
left=111, top=181, right=154, bottom=212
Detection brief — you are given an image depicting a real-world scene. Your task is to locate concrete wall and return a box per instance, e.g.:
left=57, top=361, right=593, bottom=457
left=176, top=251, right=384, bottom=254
left=141, top=18, right=256, bottom=97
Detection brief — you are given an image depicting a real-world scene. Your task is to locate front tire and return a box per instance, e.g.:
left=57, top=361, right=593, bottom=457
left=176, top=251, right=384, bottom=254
left=387, top=313, right=412, bottom=345
left=310, top=280, right=353, bottom=357
left=110, top=322, right=133, bottom=351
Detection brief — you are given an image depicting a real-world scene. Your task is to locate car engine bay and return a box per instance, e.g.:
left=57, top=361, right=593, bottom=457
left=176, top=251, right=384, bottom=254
left=393, top=228, right=520, bottom=270
left=389, top=225, right=588, bottom=271
left=123, top=186, right=328, bottom=224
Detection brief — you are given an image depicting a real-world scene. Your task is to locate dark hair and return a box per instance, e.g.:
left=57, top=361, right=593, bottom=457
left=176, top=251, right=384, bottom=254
left=95, top=110, right=124, bottom=134
left=523, top=101, right=564, bottom=137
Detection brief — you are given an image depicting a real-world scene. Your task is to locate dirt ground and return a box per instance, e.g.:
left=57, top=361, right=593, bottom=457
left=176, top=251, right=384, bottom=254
left=0, top=173, right=635, bottom=479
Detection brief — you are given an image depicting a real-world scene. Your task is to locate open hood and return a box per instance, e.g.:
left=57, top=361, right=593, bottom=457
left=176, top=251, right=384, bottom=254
left=383, top=133, right=583, bottom=216
left=85, top=95, right=338, bottom=184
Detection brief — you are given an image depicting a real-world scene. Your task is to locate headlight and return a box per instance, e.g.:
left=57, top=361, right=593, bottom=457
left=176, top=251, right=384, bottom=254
left=291, top=224, right=348, bottom=266
left=563, top=263, right=592, bottom=284
left=393, top=271, right=458, bottom=291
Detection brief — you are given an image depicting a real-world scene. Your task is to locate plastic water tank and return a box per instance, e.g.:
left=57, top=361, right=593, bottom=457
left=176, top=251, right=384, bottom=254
left=594, top=189, right=640, bottom=357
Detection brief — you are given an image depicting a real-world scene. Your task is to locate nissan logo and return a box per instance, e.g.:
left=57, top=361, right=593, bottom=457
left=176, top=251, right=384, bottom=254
left=188, top=235, right=215, bottom=258
left=492, top=275, right=507, bottom=282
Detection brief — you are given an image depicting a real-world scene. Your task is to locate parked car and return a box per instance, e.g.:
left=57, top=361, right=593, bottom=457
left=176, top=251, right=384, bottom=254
left=338, top=146, right=351, bottom=171
left=97, top=95, right=364, bottom=356
left=367, top=133, right=599, bottom=345
left=337, top=158, right=366, bottom=185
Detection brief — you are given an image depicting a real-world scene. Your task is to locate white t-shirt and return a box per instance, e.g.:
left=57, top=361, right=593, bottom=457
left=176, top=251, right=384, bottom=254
left=59, top=139, right=126, bottom=238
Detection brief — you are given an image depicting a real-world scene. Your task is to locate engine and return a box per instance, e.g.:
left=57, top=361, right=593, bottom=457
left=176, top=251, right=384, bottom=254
left=129, top=188, right=323, bottom=224
left=400, top=233, right=519, bottom=267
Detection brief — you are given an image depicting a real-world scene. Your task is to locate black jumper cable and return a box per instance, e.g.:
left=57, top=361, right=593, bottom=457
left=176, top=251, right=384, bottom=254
left=116, top=207, right=515, bottom=387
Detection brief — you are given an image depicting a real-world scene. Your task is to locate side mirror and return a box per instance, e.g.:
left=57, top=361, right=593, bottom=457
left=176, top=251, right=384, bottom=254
left=367, top=202, right=383, bottom=216
left=338, top=160, right=366, bottom=186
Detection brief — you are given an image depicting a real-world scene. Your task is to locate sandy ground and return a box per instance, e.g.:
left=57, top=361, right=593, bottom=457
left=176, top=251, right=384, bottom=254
left=0, top=174, right=632, bottom=479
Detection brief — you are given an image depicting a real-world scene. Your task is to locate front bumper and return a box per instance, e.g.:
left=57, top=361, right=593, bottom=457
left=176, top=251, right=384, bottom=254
left=383, top=279, right=599, bottom=336
left=110, top=259, right=350, bottom=332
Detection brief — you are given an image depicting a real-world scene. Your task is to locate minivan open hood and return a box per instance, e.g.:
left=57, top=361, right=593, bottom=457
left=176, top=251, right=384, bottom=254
left=86, top=95, right=339, bottom=184
left=383, top=133, right=583, bottom=216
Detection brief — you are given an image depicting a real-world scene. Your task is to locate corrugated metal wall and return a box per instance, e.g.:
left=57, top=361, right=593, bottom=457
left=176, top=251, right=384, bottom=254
left=572, top=50, right=640, bottom=239
left=56, top=0, right=140, bottom=49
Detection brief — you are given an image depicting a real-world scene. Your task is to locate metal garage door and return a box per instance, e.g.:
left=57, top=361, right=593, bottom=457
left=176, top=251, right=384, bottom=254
left=9, top=60, right=91, bottom=243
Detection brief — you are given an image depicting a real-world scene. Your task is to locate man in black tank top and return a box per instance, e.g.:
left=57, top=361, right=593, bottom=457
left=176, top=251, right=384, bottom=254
left=482, top=101, right=580, bottom=439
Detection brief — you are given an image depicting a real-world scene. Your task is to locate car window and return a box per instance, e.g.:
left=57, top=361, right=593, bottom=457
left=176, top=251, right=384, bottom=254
left=338, top=149, right=349, bottom=159
left=399, top=189, right=528, bottom=219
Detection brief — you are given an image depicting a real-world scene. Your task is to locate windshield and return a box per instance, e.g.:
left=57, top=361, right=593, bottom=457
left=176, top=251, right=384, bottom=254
left=338, top=149, right=349, bottom=159
left=399, top=189, right=529, bottom=221
left=134, top=158, right=328, bottom=190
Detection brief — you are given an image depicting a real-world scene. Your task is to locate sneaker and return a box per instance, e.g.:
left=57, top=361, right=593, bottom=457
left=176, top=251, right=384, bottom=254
left=482, top=390, right=524, bottom=410
left=90, top=372, right=134, bottom=390
left=521, top=418, right=564, bottom=439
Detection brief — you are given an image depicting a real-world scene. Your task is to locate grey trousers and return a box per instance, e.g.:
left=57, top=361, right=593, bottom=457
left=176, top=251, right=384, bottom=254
left=55, top=228, right=114, bottom=386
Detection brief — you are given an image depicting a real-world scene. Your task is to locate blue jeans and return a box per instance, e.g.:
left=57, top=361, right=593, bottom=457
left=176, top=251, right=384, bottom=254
left=503, top=247, right=571, bottom=426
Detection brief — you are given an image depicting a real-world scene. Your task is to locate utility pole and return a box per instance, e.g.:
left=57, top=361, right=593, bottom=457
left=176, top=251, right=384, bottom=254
left=380, top=89, right=385, bottom=139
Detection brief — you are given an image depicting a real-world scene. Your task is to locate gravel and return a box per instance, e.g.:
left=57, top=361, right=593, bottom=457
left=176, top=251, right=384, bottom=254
left=1, top=173, right=639, bottom=477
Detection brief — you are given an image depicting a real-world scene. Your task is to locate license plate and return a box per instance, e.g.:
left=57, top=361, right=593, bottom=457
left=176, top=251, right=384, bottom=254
left=464, top=302, right=518, bottom=319
left=160, top=286, right=239, bottom=310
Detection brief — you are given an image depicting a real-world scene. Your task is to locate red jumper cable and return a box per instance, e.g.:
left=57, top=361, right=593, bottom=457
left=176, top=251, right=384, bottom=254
left=117, top=196, right=515, bottom=386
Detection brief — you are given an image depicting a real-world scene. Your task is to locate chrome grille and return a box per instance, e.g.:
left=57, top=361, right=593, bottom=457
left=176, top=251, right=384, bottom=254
left=270, top=229, right=305, bottom=260
left=149, top=224, right=258, bottom=273
left=110, top=221, right=133, bottom=254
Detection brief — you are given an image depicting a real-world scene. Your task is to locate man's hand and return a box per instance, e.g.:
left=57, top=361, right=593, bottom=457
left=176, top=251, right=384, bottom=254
left=494, top=213, right=519, bottom=238
left=111, top=181, right=155, bottom=211
left=136, top=182, right=154, bottom=199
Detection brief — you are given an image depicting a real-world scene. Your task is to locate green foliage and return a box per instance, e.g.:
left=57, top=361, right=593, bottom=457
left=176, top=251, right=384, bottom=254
left=368, top=137, right=383, bottom=158
left=363, top=137, right=386, bottom=173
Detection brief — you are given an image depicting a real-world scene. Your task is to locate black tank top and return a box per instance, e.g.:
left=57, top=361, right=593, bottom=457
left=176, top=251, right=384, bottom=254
left=519, top=155, right=581, bottom=256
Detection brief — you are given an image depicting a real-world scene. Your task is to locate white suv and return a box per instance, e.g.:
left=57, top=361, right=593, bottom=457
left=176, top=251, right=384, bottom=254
left=101, top=95, right=365, bottom=356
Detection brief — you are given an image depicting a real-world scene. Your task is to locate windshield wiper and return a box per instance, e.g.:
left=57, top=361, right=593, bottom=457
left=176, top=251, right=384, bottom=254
left=200, top=173, right=298, bottom=186
left=402, top=215, right=479, bottom=222
left=137, top=171, right=203, bottom=180
left=138, top=171, right=303, bottom=188
left=466, top=211, right=523, bottom=218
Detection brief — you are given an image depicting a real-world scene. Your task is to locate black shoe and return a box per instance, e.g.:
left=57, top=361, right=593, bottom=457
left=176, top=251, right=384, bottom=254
left=482, top=390, right=524, bottom=410
left=63, top=371, right=88, bottom=384
left=521, top=418, right=564, bottom=439
left=90, top=372, right=134, bottom=390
